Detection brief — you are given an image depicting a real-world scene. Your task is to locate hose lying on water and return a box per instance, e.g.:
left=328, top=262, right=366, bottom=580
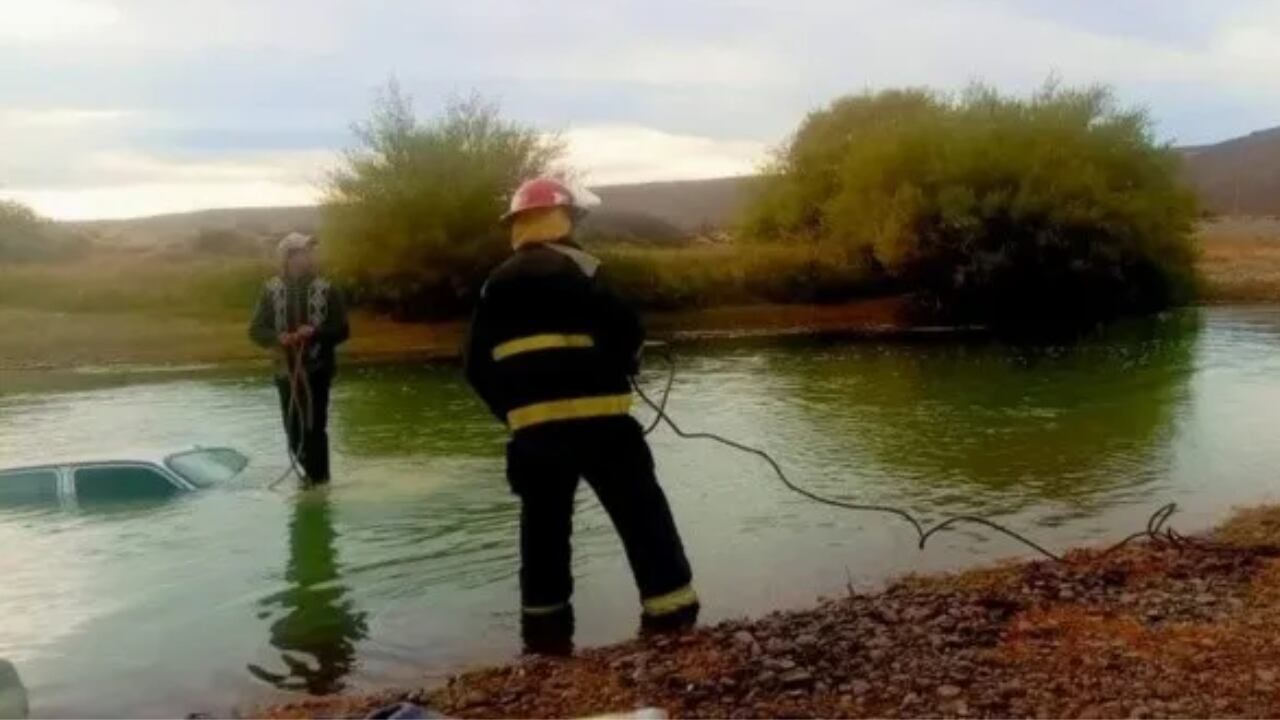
left=633, top=342, right=1203, bottom=564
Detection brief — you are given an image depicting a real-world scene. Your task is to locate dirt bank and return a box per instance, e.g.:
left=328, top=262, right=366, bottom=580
left=0, top=297, right=915, bottom=372
left=263, top=507, right=1280, bottom=719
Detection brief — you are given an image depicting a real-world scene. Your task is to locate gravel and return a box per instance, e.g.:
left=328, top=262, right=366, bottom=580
left=260, top=509, right=1280, bottom=719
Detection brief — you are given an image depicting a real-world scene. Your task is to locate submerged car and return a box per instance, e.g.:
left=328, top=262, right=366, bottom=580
left=0, top=446, right=249, bottom=508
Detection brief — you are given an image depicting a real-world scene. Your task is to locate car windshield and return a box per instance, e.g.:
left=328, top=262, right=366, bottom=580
left=164, top=448, right=249, bottom=488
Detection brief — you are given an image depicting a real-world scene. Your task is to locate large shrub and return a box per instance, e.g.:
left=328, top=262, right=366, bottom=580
left=0, top=200, right=85, bottom=261
left=597, top=244, right=877, bottom=311
left=743, top=83, right=1199, bottom=329
left=322, top=84, right=564, bottom=319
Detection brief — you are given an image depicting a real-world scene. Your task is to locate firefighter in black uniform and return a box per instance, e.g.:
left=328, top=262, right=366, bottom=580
left=465, top=177, right=699, bottom=654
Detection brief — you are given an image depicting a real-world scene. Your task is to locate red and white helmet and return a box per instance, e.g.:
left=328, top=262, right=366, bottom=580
left=501, top=176, right=601, bottom=222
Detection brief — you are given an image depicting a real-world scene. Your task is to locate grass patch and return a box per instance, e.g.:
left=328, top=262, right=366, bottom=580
left=1197, top=216, right=1280, bottom=303
left=0, top=253, right=268, bottom=320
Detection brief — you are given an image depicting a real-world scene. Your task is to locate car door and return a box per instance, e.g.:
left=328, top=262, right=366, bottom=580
left=0, top=467, right=63, bottom=509
left=70, top=463, right=188, bottom=504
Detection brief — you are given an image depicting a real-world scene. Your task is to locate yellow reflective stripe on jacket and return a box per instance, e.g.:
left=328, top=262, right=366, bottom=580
left=507, top=394, right=632, bottom=431
left=642, top=584, right=699, bottom=617
left=522, top=602, right=569, bottom=616
left=492, top=333, right=594, bottom=361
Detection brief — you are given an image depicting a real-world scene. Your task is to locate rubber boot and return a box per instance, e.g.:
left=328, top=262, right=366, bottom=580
left=521, top=606, right=575, bottom=657
left=640, top=602, right=700, bottom=636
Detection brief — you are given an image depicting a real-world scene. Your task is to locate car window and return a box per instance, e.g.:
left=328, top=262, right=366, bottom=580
left=0, top=468, right=60, bottom=506
left=165, top=448, right=248, bottom=488
left=73, top=465, right=180, bottom=502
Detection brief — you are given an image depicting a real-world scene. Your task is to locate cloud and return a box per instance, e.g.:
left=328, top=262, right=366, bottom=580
left=0, top=104, right=333, bottom=217
left=5, top=181, right=317, bottom=220
left=0, top=0, right=121, bottom=41
left=563, top=126, right=767, bottom=185
left=2, top=1, right=1280, bottom=219
left=1, top=125, right=761, bottom=219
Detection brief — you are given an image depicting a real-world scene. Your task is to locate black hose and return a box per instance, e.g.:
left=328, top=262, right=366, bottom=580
left=634, top=343, right=1195, bottom=563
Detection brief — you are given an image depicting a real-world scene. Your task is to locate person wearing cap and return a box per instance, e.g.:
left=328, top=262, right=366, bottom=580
left=249, top=232, right=350, bottom=484
left=464, top=177, right=699, bottom=655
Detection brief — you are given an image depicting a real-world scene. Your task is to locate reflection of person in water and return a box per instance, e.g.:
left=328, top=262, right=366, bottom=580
left=0, top=658, right=27, bottom=719
left=248, top=490, right=367, bottom=695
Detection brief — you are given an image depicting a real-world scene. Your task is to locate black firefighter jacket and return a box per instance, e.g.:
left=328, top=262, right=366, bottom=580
left=464, top=240, right=643, bottom=433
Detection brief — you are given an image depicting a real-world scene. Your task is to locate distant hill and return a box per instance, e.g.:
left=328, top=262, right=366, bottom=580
left=68, top=205, right=322, bottom=251
left=1180, top=126, right=1280, bottom=215
left=66, top=177, right=760, bottom=252
left=593, top=176, right=758, bottom=233
left=61, top=124, right=1280, bottom=252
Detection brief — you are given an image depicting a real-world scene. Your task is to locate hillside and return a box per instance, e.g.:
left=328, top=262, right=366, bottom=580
left=68, top=205, right=322, bottom=250
left=593, top=176, right=757, bottom=233
left=1180, top=126, right=1280, bottom=215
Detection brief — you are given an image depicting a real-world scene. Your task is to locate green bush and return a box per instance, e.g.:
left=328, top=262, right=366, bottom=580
left=743, top=83, right=1199, bottom=329
left=322, top=83, right=564, bottom=319
left=0, top=200, right=85, bottom=261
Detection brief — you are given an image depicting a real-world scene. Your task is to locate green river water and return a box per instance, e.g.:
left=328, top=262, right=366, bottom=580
left=3, top=307, right=1280, bottom=716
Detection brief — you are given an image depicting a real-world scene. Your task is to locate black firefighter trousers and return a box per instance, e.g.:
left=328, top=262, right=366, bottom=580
left=506, top=415, right=698, bottom=654
left=275, top=370, right=332, bottom=483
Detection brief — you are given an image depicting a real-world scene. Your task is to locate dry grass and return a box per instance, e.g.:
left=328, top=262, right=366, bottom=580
left=1197, top=216, right=1280, bottom=302
left=0, top=252, right=267, bottom=320
left=0, top=308, right=464, bottom=371
left=0, top=298, right=920, bottom=372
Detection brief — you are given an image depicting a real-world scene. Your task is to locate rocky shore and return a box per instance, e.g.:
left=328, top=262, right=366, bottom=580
left=265, top=507, right=1280, bottom=719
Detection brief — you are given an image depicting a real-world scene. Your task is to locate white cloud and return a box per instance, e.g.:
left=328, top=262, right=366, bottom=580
left=0, top=108, right=132, bottom=127
left=2, top=147, right=333, bottom=219
left=0, top=0, right=121, bottom=41
left=4, top=181, right=316, bottom=220
left=3, top=128, right=760, bottom=219
left=563, top=125, right=767, bottom=185
left=4, top=1, right=1280, bottom=218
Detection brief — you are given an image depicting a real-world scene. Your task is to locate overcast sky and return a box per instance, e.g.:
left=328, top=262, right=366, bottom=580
left=3, top=0, right=1279, bottom=220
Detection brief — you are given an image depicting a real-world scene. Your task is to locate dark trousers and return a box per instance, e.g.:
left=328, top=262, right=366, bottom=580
left=275, top=370, right=332, bottom=483
left=506, top=416, right=697, bottom=653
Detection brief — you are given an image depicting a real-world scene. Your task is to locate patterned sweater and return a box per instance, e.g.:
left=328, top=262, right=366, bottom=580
left=248, top=274, right=350, bottom=376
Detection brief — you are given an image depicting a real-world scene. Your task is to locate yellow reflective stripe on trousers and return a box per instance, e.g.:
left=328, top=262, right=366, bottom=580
left=493, top=333, right=594, bottom=361
left=522, top=602, right=569, bottom=616
left=642, top=584, right=699, bottom=617
left=507, top=394, right=632, bottom=431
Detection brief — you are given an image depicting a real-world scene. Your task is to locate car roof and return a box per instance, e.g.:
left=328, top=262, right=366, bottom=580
left=0, top=446, right=227, bottom=474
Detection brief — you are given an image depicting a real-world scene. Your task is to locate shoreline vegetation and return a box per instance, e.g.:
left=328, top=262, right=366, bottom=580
left=1, top=218, right=1276, bottom=373
left=259, top=505, right=1280, bottom=719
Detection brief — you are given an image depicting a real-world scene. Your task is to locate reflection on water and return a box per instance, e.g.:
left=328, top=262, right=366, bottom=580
left=774, top=313, right=1198, bottom=512
left=337, top=364, right=504, bottom=458
left=6, top=308, right=1280, bottom=716
left=249, top=490, right=367, bottom=695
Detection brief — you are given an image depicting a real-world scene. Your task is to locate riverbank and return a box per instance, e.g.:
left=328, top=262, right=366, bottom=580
left=0, top=297, right=914, bottom=372
left=1198, top=216, right=1280, bottom=303
left=1, top=217, right=1277, bottom=371
left=262, top=506, right=1280, bottom=719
